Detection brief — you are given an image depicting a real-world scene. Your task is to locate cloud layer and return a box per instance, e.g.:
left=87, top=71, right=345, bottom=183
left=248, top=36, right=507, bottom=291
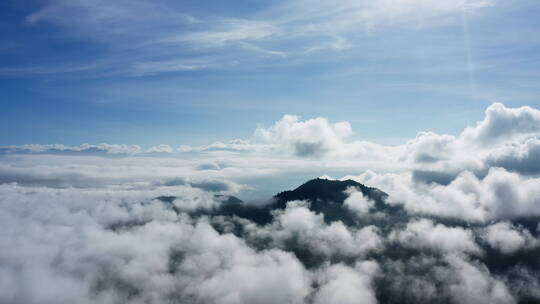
left=1, top=102, right=540, bottom=303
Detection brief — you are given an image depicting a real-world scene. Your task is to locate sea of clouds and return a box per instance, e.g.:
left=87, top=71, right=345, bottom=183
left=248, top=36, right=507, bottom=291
left=1, top=103, right=540, bottom=304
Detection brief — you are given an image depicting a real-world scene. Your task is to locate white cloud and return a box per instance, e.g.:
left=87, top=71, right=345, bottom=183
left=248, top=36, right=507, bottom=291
left=272, top=0, right=494, bottom=37
left=0, top=184, right=312, bottom=304
left=199, top=139, right=265, bottom=153
left=11, top=0, right=498, bottom=78
left=242, top=201, right=383, bottom=261
left=313, top=262, right=378, bottom=304
left=483, top=222, right=538, bottom=254
left=462, top=103, right=540, bottom=144
left=0, top=143, right=143, bottom=154
left=254, top=115, right=352, bottom=157
left=147, top=144, right=173, bottom=153
left=445, top=254, right=516, bottom=304
left=390, top=219, right=481, bottom=254
left=3, top=102, right=540, bottom=223
left=344, top=187, right=375, bottom=216
left=486, top=137, right=540, bottom=175
left=304, top=36, right=353, bottom=53
left=180, top=19, right=280, bottom=47
left=404, top=131, right=457, bottom=163
left=2, top=105, right=540, bottom=304
left=357, top=167, right=540, bottom=222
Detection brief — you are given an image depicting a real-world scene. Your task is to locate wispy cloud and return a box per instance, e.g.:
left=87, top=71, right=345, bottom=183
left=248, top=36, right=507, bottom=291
left=10, top=0, right=496, bottom=77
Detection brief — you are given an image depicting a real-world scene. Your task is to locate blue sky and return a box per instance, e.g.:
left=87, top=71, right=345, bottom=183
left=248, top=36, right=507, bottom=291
left=1, top=0, right=540, bottom=147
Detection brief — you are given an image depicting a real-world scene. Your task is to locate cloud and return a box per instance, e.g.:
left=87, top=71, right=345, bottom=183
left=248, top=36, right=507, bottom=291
left=3, top=103, right=540, bottom=218
left=196, top=162, right=222, bottom=171
left=357, top=167, right=540, bottom=222
left=147, top=144, right=174, bottom=153
left=15, top=0, right=496, bottom=77
left=404, top=131, right=457, bottom=163
left=2, top=102, right=540, bottom=304
left=241, top=201, right=383, bottom=265
left=254, top=115, right=352, bottom=157
left=462, top=103, right=540, bottom=144
left=313, top=262, right=378, bottom=304
left=271, top=0, right=494, bottom=38
left=1, top=166, right=539, bottom=304
left=344, top=187, right=375, bottom=216
left=6, top=103, right=540, bottom=175
left=486, top=137, right=540, bottom=175
left=445, top=254, right=516, bottom=304
left=129, top=59, right=219, bottom=76
left=304, top=36, right=353, bottom=53
left=400, top=103, right=540, bottom=183
left=179, top=19, right=280, bottom=47
left=390, top=219, right=481, bottom=254
left=0, top=143, right=143, bottom=155
left=411, top=170, right=457, bottom=185
left=483, top=222, right=538, bottom=254
left=199, top=140, right=264, bottom=153
left=0, top=184, right=311, bottom=304
left=189, top=180, right=234, bottom=192
left=172, top=224, right=311, bottom=304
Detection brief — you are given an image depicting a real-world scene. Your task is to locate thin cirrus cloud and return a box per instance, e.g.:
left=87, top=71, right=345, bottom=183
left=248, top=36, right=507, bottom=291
left=11, top=0, right=496, bottom=76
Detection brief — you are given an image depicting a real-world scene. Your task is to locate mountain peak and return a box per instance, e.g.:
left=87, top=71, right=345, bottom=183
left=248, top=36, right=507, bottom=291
left=271, top=177, right=390, bottom=224
left=157, top=177, right=391, bottom=225
left=274, top=177, right=385, bottom=207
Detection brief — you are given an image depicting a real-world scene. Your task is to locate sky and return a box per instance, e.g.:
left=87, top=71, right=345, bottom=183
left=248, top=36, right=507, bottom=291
left=2, top=1, right=540, bottom=304
left=2, top=0, right=540, bottom=146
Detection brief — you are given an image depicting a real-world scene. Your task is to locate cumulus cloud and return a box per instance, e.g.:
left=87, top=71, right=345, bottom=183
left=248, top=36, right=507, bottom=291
left=462, top=103, right=540, bottom=144
left=344, top=187, right=375, bottom=216
left=241, top=201, right=383, bottom=265
left=399, top=103, right=540, bottom=184
left=483, top=222, right=538, bottom=254
left=254, top=115, right=352, bottom=157
left=445, top=254, right=516, bottom=304
left=313, top=262, right=378, bottom=304
left=390, top=219, right=481, bottom=255
left=486, top=137, right=540, bottom=175
left=356, top=167, right=540, bottom=222
left=404, top=131, right=457, bottom=163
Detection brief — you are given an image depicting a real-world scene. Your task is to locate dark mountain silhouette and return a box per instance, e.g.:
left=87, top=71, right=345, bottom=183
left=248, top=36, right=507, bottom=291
left=273, top=178, right=387, bottom=207
left=157, top=194, right=274, bottom=224
left=214, top=194, right=243, bottom=205
left=272, top=178, right=397, bottom=225
left=157, top=178, right=395, bottom=225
